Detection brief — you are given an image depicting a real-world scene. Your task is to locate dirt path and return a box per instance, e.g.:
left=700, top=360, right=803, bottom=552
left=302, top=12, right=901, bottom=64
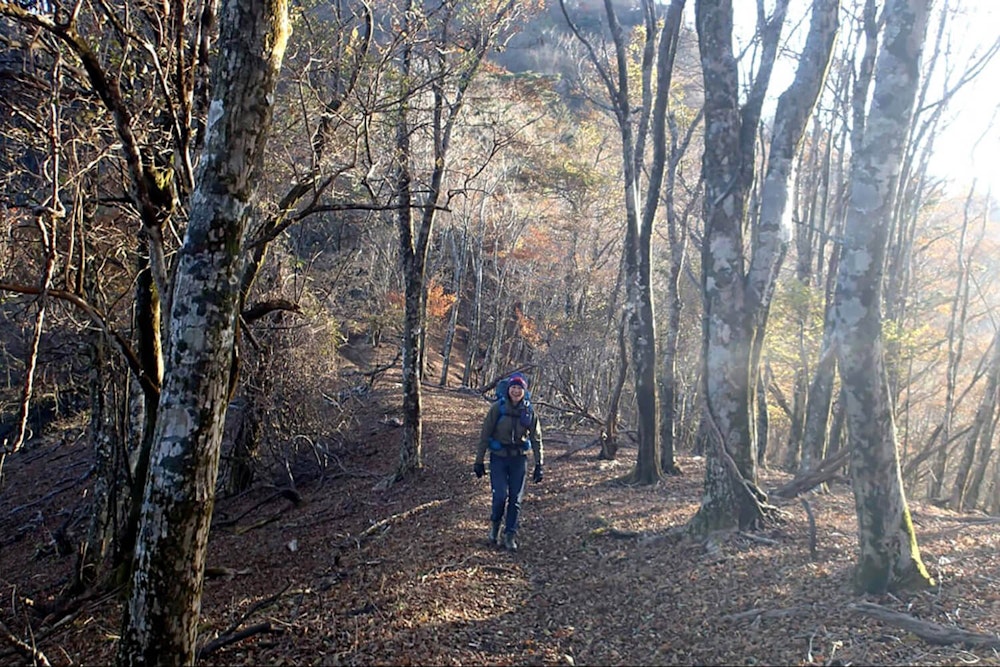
left=3, top=381, right=1000, bottom=665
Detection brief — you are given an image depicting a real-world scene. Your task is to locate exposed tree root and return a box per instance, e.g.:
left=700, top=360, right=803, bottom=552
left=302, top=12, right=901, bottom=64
left=850, top=602, right=1000, bottom=649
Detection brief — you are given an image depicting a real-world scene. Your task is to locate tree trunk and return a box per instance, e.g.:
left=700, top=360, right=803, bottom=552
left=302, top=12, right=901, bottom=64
left=601, top=314, right=629, bottom=461
left=691, top=0, right=837, bottom=531
left=832, top=0, right=934, bottom=595
left=798, top=344, right=837, bottom=476
left=390, top=22, right=425, bottom=482
left=439, top=225, right=469, bottom=387
left=117, top=0, right=289, bottom=661
left=949, top=330, right=1000, bottom=510
left=78, top=330, right=117, bottom=589
left=462, top=225, right=486, bottom=388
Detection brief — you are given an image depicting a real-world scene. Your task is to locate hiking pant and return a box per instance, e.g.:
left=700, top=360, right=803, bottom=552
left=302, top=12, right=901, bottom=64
left=489, top=452, right=526, bottom=535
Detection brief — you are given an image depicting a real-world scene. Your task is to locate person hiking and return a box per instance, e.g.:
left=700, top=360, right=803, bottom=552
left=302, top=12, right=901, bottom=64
left=473, top=372, right=544, bottom=552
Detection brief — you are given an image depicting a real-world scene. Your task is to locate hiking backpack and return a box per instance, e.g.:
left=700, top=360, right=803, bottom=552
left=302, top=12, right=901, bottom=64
left=489, top=373, right=534, bottom=452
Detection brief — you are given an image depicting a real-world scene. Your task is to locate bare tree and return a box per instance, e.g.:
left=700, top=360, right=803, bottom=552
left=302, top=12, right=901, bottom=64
left=832, top=0, right=935, bottom=594
left=690, top=0, right=839, bottom=532
left=560, top=0, right=687, bottom=483
left=116, top=0, right=291, bottom=660
left=383, top=0, right=525, bottom=486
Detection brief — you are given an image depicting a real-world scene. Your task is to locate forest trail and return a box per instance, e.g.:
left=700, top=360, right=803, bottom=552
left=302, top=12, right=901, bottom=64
left=3, top=379, right=1000, bottom=665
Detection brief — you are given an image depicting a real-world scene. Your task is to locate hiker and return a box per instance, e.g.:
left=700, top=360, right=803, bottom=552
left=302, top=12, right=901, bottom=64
left=473, top=372, right=544, bottom=552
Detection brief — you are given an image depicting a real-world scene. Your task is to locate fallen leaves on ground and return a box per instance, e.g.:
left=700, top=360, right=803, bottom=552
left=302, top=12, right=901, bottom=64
left=2, top=382, right=1000, bottom=666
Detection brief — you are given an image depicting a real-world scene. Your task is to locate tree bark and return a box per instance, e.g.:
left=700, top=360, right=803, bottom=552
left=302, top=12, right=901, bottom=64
left=832, top=0, right=934, bottom=595
left=117, top=0, right=290, bottom=661
left=691, top=0, right=837, bottom=531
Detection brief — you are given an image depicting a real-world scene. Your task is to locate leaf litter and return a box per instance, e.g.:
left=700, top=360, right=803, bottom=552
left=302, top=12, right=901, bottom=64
left=1, top=382, right=999, bottom=665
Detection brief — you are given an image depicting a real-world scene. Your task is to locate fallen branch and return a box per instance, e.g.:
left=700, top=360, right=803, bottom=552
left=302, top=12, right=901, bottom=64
left=723, top=606, right=805, bottom=623
left=738, top=531, right=779, bottom=546
left=911, top=513, right=1000, bottom=525
left=850, top=601, right=1000, bottom=649
left=215, top=489, right=300, bottom=530
left=555, top=437, right=601, bottom=461
left=771, top=446, right=852, bottom=499
left=341, top=498, right=450, bottom=551
left=0, top=620, right=51, bottom=667
left=589, top=526, right=640, bottom=539
left=232, top=506, right=293, bottom=535
left=197, top=622, right=275, bottom=659
left=196, top=583, right=291, bottom=660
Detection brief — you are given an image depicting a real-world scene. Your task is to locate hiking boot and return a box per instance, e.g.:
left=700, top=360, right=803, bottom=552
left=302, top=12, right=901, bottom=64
left=488, top=521, right=501, bottom=545
left=503, top=531, right=518, bottom=552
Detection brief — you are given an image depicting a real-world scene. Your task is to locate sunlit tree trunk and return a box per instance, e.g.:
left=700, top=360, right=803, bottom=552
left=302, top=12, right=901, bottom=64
left=832, top=0, right=934, bottom=595
left=691, top=0, right=838, bottom=532
left=384, top=1, right=520, bottom=486
left=799, top=0, right=876, bottom=479
left=117, top=0, right=290, bottom=661
left=950, top=328, right=1000, bottom=510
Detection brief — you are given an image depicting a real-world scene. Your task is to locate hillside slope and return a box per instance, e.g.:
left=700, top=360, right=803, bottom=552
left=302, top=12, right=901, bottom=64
left=2, top=378, right=1000, bottom=665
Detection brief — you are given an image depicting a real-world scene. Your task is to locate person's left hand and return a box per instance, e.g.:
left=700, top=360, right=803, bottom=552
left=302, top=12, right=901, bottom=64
left=474, top=462, right=486, bottom=478
left=533, top=464, right=543, bottom=483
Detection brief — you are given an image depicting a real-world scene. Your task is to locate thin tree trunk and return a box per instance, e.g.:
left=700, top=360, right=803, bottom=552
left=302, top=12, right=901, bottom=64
left=601, top=313, right=629, bottom=460
left=439, top=224, right=469, bottom=387
left=932, top=185, right=976, bottom=499
left=950, top=330, right=1000, bottom=510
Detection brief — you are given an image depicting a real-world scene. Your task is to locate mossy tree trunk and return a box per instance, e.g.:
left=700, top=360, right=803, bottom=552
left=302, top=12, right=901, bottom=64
left=116, top=0, right=290, bottom=660
left=832, top=0, right=935, bottom=595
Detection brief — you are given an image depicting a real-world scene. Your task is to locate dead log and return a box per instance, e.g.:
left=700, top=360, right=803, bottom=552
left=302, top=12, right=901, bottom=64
left=850, top=601, right=1000, bottom=649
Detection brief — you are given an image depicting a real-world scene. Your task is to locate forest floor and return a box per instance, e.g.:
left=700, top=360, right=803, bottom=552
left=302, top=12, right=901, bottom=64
left=3, top=355, right=1000, bottom=666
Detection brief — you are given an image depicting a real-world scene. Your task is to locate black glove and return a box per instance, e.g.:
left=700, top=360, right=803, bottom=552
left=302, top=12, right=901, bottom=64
left=533, top=464, right=543, bottom=483
left=474, top=462, right=485, bottom=478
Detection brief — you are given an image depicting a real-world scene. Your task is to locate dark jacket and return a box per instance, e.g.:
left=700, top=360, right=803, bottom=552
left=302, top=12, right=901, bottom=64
left=476, top=398, right=543, bottom=466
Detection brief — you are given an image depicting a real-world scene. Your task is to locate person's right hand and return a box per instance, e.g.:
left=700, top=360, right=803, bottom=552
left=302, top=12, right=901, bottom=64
left=474, top=462, right=486, bottom=478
